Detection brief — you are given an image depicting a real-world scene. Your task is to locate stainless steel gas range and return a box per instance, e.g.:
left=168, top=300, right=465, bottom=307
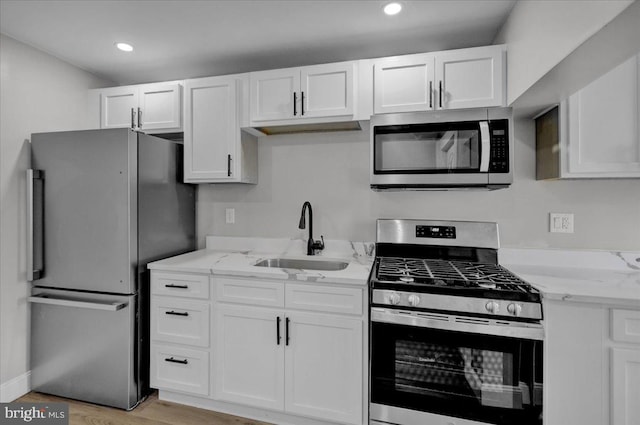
left=369, top=219, right=543, bottom=425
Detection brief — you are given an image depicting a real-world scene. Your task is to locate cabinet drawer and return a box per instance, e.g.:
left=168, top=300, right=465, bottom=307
left=285, top=283, right=363, bottom=315
left=612, top=309, right=640, bottom=344
left=215, top=276, right=284, bottom=307
left=151, top=298, right=210, bottom=347
left=151, top=272, right=210, bottom=299
left=150, top=344, right=209, bottom=396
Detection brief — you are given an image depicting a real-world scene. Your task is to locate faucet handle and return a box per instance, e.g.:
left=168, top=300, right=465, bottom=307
left=312, top=235, right=325, bottom=253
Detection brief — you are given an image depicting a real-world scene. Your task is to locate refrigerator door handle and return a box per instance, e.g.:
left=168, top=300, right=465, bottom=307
left=26, top=169, right=44, bottom=281
left=27, top=294, right=128, bottom=312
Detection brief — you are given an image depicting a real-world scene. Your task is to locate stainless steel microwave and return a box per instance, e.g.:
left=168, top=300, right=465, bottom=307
left=370, top=108, right=513, bottom=190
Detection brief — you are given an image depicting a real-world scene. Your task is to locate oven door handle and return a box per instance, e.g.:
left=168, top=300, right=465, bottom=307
left=479, top=121, right=491, bottom=172
left=371, top=308, right=544, bottom=341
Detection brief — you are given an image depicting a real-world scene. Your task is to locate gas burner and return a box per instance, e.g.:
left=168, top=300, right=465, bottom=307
left=373, top=256, right=539, bottom=301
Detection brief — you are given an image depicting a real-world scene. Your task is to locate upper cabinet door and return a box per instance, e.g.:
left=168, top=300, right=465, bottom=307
left=374, top=54, right=435, bottom=114
left=301, top=62, right=355, bottom=118
left=184, top=76, right=238, bottom=182
left=138, top=82, right=182, bottom=131
left=250, top=68, right=300, bottom=122
left=100, top=86, right=139, bottom=129
left=567, top=54, right=640, bottom=177
left=435, top=45, right=505, bottom=110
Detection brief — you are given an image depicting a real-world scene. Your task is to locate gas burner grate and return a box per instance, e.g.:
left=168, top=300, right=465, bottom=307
left=376, top=257, right=533, bottom=292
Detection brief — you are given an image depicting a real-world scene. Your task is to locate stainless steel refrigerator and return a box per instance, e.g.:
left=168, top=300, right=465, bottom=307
left=26, top=128, right=196, bottom=409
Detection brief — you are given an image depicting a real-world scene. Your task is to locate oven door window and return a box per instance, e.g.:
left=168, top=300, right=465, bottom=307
left=371, top=321, right=543, bottom=425
left=373, top=121, right=482, bottom=174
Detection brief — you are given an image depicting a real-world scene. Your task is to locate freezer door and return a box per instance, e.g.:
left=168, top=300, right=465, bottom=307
left=29, top=288, right=140, bottom=409
left=31, top=129, right=137, bottom=294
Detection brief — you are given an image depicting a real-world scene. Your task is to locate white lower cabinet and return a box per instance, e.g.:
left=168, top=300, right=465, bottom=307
left=150, top=271, right=212, bottom=397
left=213, top=277, right=365, bottom=425
left=151, top=271, right=366, bottom=425
left=214, top=304, right=285, bottom=410
left=544, top=301, right=640, bottom=425
left=284, top=311, right=362, bottom=424
left=150, top=344, right=209, bottom=396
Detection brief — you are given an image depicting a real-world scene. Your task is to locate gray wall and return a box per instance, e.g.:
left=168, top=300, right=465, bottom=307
left=0, top=34, right=110, bottom=397
left=197, top=118, right=640, bottom=251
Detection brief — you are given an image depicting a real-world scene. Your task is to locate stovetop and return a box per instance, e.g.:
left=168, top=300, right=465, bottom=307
left=371, top=256, right=541, bottom=303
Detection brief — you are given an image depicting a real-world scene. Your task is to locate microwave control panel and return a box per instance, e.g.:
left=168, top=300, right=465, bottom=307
left=489, top=119, right=509, bottom=173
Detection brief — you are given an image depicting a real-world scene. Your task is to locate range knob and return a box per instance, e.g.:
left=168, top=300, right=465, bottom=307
left=408, top=294, right=421, bottom=307
left=507, top=303, right=523, bottom=317
left=386, top=292, right=401, bottom=305
left=485, top=301, right=500, bottom=314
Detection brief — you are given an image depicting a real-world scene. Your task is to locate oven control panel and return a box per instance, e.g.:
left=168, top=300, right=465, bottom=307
left=416, top=225, right=456, bottom=239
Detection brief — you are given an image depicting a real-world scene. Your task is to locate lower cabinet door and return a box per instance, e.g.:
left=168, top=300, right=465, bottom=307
left=214, top=304, right=285, bottom=410
left=611, top=347, right=640, bottom=425
left=150, top=344, right=209, bottom=396
left=284, top=312, right=363, bottom=425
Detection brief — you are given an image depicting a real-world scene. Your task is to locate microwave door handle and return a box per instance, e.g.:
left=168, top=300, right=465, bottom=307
left=479, top=121, right=490, bottom=172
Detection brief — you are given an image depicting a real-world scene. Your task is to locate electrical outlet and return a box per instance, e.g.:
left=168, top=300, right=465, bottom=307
left=549, top=213, right=574, bottom=233
left=225, top=208, right=235, bottom=224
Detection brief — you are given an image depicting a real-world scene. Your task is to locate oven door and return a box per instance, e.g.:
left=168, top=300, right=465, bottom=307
left=370, top=308, right=543, bottom=425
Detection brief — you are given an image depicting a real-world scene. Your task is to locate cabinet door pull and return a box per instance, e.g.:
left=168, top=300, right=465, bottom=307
left=165, top=310, right=189, bottom=317
left=227, top=154, right=232, bottom=177
left=164, top=357, right=188, bottom=365
left=429, top=81, right=433, bottom=108
left=439, top=80, right=443, bottom=108
left=293, top=92, right=297, bottom=116
left=276, top=316, right=281, bottom=345
left=301, top=91, right=305, bottom=116
left=165, top=284, right=188, bottom=289
left=131, top=108, right=136, bottom=129
left=285, top=317, right=290, bottom=346
left=138, top=107, right=142, bottom=128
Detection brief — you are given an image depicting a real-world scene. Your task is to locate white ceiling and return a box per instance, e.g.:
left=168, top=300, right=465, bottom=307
left=0, top=0, right=516, bottom=85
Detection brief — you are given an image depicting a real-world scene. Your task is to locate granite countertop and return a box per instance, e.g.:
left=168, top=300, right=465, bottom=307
left=149, top=237, right=640, bottom=306
left=501, top=248, right=640, bottom=307
left=148, top=236, right=375, bottom=286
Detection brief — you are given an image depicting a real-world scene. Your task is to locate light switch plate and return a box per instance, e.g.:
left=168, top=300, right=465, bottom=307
left=549, top=213, right=574, bottom=233
left=225, top=208, right=235, bottom=224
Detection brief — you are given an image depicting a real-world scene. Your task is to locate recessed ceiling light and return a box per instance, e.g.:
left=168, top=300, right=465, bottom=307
left=383, top=2, right=402, bottom=16
left=115, top=42, right=134, bottom=52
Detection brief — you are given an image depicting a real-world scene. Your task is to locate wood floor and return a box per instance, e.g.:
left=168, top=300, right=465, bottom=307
left=18, top=392, right=273, bottom=425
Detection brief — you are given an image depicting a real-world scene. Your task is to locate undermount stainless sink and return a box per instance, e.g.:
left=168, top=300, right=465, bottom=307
left=254, top=258, right=349, bottom=271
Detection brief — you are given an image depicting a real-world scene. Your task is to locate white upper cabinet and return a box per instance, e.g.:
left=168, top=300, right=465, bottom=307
left=100, top=86, right=139, bottom=129
left=373, top=45, right=506, bottom=114
left=250, top=68, right=300, bottom=122
left=536, top=53, right=640, bottom=179
left=374, top=54, right=435, bottom=114
left=436, top=45, right=505, bottom=109
left=183, top=74, right=257, bottom=184
left=250, top=61, right=356, bottom=125
left=567, top=53, right=640, bottom=177
left=94, top=82, right=182, bottom=133
left=300, top=62, right=355, bottom=118
left=138, top=82, right=183, bottom=131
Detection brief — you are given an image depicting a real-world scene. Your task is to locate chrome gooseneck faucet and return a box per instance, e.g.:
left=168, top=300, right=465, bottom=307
left=298, top=201, right=324, bottom=255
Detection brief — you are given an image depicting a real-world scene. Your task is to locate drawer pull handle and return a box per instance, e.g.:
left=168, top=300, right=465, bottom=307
left=165, top=284, right=189, bottom=289
left=166, top=311, right=189, bottom=317
left=165, top=357, right=188, bottom=365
